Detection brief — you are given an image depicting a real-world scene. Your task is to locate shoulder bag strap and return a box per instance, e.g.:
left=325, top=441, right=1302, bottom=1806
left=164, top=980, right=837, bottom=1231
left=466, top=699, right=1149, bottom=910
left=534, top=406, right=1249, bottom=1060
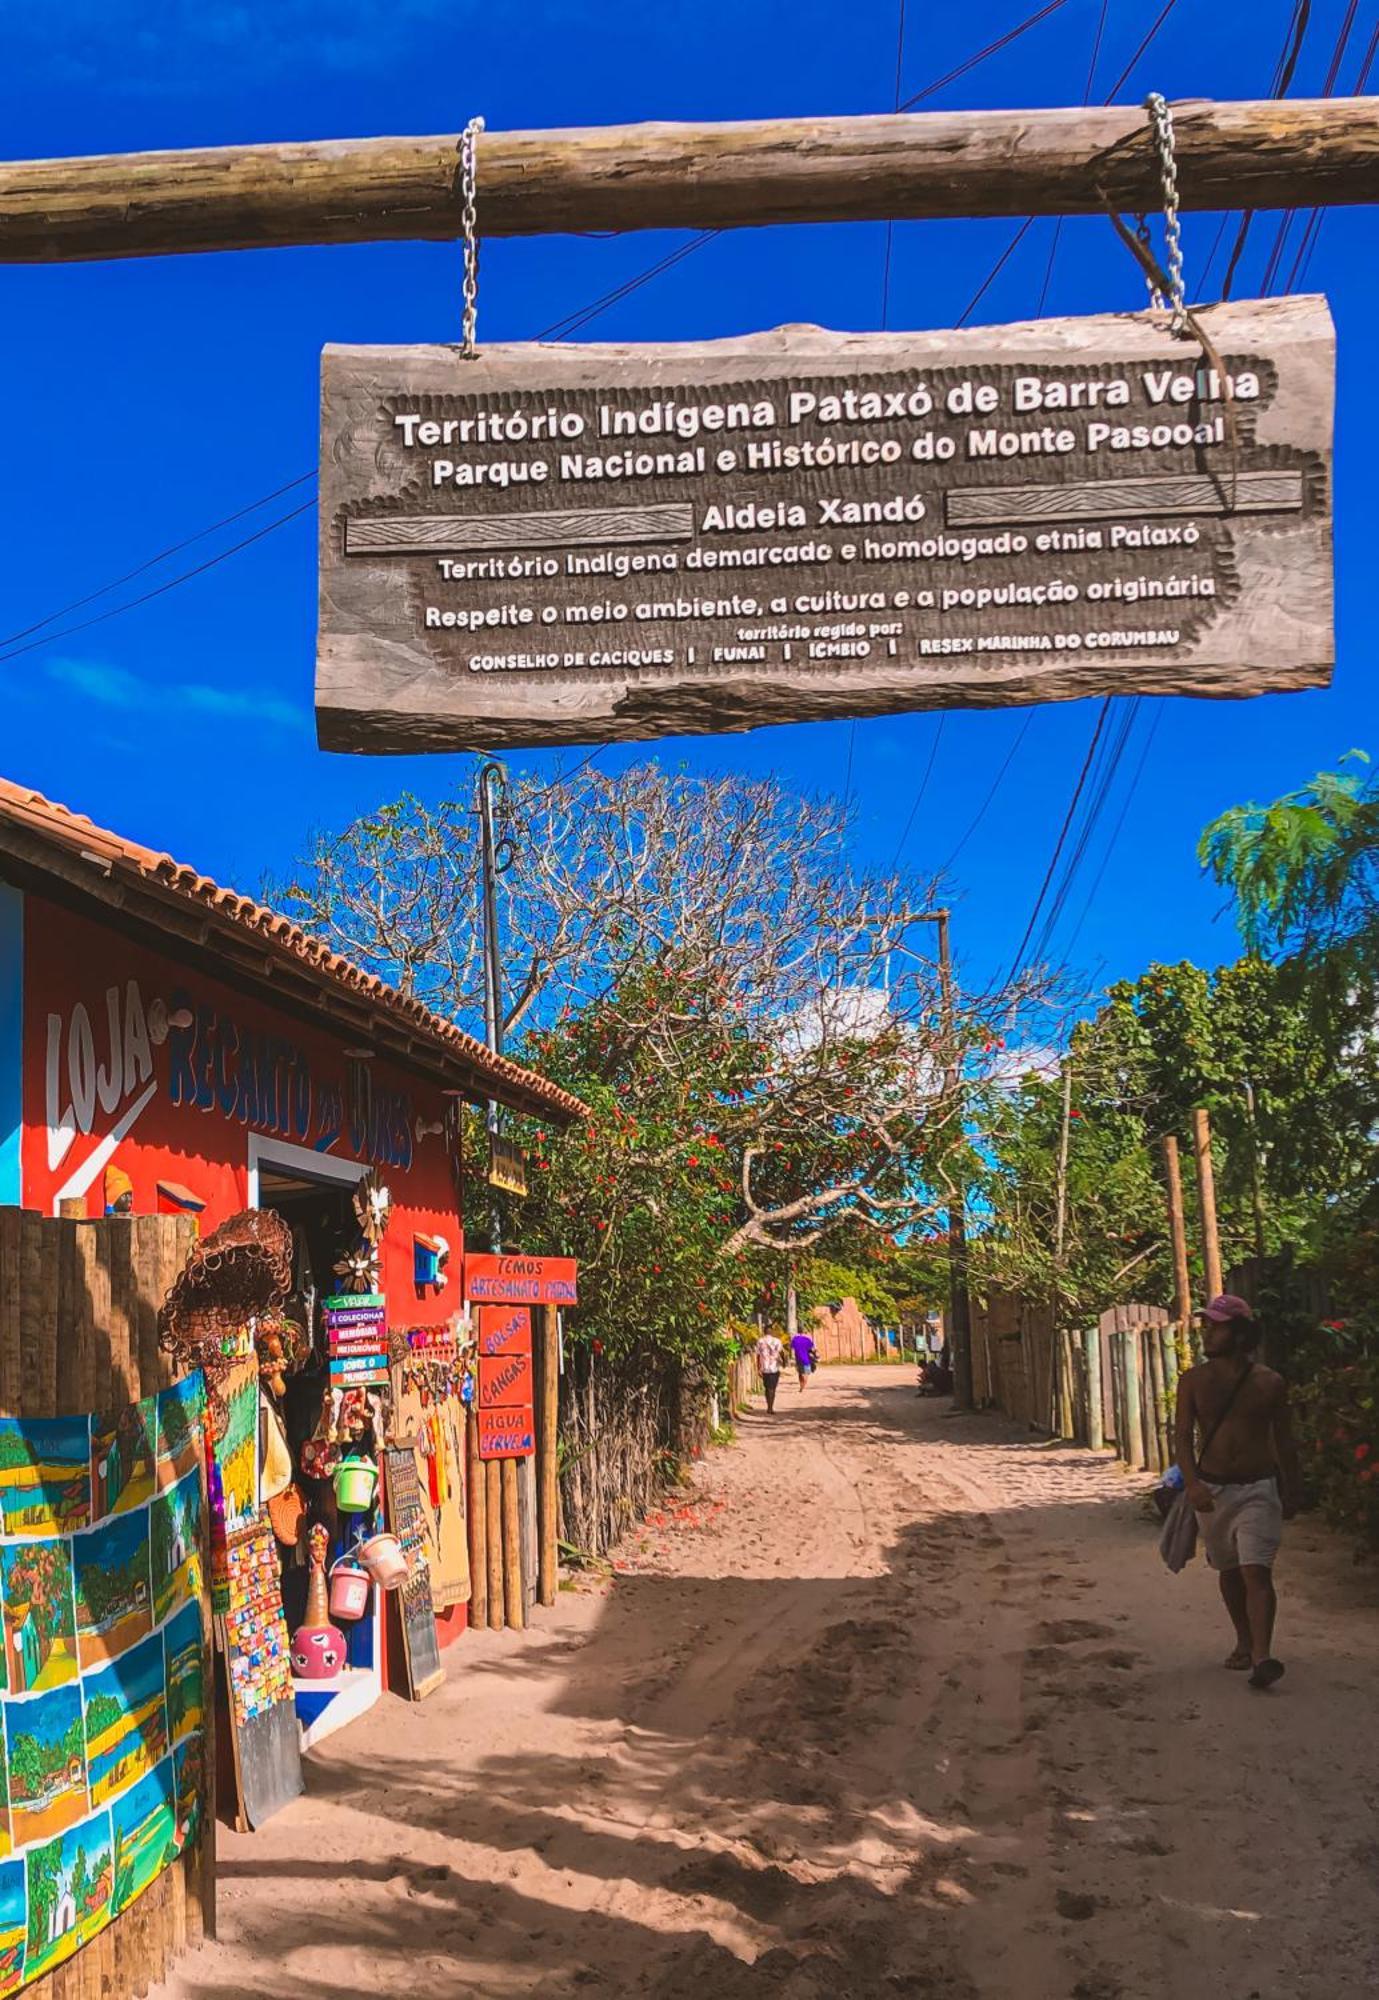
left=1195, top=1361, right=1253, bottom=1477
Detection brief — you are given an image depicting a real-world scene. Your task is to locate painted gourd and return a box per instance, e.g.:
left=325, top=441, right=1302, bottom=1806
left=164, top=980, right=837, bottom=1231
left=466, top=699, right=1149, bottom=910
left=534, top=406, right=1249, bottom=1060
left=291, top=1523, right=347, bottom=1681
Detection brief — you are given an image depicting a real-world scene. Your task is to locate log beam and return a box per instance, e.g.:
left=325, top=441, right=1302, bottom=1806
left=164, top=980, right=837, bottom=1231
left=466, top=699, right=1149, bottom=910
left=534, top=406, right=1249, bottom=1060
left=3, top=99, right=1378, bottom=264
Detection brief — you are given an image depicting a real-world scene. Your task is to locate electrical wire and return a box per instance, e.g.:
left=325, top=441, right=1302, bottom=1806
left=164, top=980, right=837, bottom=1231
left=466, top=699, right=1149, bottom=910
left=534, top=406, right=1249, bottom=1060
left=899, top=0, right=1072, bottom=110
left=880, top=0, right=910, bottom=329
left=1221, top=0, right=1313, bottom=301
left=888, top=717, right=946, bottom=873
left=940, top=711, right=1035, bottom=873
left=1279, top=4, right=1372, bottom=294
left=1004, top=699, right=1112, bottom=988
left=1061, top=701, right=1165, bottom=958
left=1033, top=0, right=1111, bottom=320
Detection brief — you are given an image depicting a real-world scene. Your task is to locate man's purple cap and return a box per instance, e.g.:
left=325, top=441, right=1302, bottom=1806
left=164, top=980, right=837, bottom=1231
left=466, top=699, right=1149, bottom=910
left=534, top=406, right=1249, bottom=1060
left=1199, top=1293, right=1253, bottom=1322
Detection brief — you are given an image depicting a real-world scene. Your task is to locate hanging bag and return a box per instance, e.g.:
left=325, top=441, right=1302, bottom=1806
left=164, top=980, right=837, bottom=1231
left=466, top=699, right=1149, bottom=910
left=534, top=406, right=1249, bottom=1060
left=1158, top=1362, right=1252, bottom=1574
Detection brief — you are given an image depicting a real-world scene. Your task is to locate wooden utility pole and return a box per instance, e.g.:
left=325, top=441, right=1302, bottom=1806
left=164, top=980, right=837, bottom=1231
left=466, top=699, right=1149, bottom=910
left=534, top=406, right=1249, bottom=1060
left=466, top=1408, right=488, bottom=1631
left=1192, top=1107, right=1224, bottom=1301
left=1242, top=1078, right=1268, bottom=1261
left=536, top=1306, right=559, bottom=1608
left=3, top=99, right=1376, bottom=263
left=1051, top=1059, right=1074, bottom=1439
left=1161, top=1134, right=1194, bottom=1336
left=934, top=908, right=973, bottom=1410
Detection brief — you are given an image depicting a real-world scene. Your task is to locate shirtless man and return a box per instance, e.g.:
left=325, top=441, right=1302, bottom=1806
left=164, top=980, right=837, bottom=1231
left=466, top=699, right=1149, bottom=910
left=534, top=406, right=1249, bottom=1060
left=1173, top=1294, right=1302, bottom=1691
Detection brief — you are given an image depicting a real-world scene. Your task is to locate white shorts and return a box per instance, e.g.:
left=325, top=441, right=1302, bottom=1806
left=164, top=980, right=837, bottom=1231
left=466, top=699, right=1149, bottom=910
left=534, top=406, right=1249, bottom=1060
left=1195, top=1477, right=1283, bottom=1571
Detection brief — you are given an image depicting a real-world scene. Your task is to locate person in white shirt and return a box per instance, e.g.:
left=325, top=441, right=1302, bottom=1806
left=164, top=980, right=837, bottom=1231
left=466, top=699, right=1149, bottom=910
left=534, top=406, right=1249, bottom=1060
left=754, top=1331, right=785, bottom=1412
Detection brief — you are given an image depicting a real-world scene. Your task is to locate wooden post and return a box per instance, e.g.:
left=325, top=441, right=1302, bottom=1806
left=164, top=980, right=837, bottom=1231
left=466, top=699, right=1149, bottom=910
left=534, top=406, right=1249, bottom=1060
left=501, top=1459, right=525, bottom=1630
left=466, top=1409, right=488, bottom=1631
left=485, top=1459, right=503, bottom=1629
left=1083, top=1326, right=1104, bottom=1450
left=1135, top=1328, right=1159, bottom=1472
left=536, top=1306, right=558, bottom=1607
left=1118, top=1312, right=1145, bottom=1470
left=1161, top=1132, right=1194, bottom=1362
left=1192, top=1107, right=1224, bottom=1301
left=5, top=99, right=1377, bottom=262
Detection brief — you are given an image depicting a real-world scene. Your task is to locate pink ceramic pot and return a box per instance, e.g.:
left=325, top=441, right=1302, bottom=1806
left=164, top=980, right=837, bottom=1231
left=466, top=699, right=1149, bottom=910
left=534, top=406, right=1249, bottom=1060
left=290, top=1619, right=347, bottom=1680
left=328, top=1561, right=372, bottom=1622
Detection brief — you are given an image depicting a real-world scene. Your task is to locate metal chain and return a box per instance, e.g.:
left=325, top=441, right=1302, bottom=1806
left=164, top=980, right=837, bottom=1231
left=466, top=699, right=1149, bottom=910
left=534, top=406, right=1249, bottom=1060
left=460, top=115, right=485, bottom=357
left=1143, top=91, right=1186, bottom=334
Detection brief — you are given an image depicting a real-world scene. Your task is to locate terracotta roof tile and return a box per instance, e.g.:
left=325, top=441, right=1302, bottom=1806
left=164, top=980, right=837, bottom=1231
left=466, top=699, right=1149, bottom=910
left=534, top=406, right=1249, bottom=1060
left=0, top=776, right=587, bottom=1125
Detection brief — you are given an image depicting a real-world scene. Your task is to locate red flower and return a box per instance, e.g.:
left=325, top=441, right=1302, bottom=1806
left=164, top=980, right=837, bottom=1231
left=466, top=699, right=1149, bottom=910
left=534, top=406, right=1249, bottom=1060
left=1355, top=1443, right=1370, bottom=1462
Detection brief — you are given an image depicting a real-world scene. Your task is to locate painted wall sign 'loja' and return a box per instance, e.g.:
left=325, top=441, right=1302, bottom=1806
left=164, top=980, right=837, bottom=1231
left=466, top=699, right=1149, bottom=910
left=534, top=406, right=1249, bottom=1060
left=317, top=297, right=1333, bottom=752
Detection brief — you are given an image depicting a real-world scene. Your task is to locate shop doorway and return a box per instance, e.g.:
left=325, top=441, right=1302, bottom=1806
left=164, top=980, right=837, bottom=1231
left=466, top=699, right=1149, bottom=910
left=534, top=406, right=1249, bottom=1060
left=246, top=1135, right=382, bottom=1747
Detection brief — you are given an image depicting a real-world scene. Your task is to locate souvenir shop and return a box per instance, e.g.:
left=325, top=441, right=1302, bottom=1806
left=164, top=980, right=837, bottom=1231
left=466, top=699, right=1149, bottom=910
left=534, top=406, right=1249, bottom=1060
left=0, top=777, right=584, bottom=1826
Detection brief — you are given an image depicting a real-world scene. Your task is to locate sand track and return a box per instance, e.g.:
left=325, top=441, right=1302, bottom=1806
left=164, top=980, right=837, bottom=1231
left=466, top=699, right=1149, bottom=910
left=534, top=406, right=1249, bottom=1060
left=163, top=1366, right=1379, bottom=1998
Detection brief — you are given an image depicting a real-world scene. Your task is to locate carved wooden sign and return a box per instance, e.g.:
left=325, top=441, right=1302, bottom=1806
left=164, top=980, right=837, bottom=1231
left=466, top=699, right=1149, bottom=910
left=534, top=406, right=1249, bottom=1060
left=317, top=297, right=1333, bottom=752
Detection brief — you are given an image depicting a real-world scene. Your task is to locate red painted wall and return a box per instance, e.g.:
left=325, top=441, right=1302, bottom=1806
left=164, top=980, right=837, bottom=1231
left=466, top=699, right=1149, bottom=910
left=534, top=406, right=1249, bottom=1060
left=19, top=894, right=463, bottom=1326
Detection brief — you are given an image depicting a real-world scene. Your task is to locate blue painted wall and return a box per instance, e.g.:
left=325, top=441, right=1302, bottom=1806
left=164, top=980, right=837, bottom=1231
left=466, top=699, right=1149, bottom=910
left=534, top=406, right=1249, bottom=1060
left=0, top=885, right=21, bottom=1204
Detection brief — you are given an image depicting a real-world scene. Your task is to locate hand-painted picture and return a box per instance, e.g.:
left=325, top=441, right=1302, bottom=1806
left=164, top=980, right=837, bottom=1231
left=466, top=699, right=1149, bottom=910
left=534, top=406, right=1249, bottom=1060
left=0, top=1858, right=22, bottom=1994
left=110, top=1758, right=177, bottom=1918
left=90, top=1399, right=157, bottom=1521
left=82, top=1632, right=169, bottom=1809
left=162, top=1602, right=203, bottom=1747
left=2, top=1542, right=78, bottom=1694
left=23, top=1805, right=112, bottom=1983
left=72, top=1511, right=154, bottom=1671
left=4, top=1683, right=88, bottom=1848
left=149, top=1470, right=202, bottom=1625
left=0, top=1419, right=91, bottom=1541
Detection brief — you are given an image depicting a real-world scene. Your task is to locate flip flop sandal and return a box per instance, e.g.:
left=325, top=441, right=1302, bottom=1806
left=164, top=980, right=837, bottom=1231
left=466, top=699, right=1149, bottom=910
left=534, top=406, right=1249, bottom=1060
left=1248, top=1657, right=1286, bottom=1690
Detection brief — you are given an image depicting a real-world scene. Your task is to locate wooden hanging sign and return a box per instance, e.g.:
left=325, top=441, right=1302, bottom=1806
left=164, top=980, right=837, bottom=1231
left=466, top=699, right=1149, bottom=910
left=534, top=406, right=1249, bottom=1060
left=465, top=1253, right=578, bottom=1305
left=317, top=297, right=1333, bottom=752
left=478, top=1304, right=533, bottom=1356
left=479, top=1347, right=535, bottom=1409
left=477, top=1406, right=536, bottom=1459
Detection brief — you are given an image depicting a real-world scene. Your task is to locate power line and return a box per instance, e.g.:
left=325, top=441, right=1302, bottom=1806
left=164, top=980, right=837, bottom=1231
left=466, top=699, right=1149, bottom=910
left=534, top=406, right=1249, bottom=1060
left=0, top=471, right=317, bottom=655
left=940, top=711, right=1035, bottom=873
left=0, top=500, right=316, bottom=667
left=1221, top=0, right=1313, bottom=301
left=1062, top=701, right=1165, bottom=959
left=1100, top=0, right=1184, bottom=102
left=899, top=0, right=1071, bottom=110
left=880, top=0, right=910, bottom=328
left=889, top=717, right=946, bottom=873
left=1004, top=698, right=1112, bottom=987
left=1033, top=0, right=1110, bottom=321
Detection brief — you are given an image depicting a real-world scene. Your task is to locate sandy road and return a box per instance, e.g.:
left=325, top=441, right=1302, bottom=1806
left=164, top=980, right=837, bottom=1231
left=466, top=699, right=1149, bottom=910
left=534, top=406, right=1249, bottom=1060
left=165, top=1366, right=1379, bottom=1999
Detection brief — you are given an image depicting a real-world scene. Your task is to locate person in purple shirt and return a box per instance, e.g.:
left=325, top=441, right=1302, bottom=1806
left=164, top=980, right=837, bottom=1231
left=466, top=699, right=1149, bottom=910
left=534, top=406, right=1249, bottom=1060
left=791, top=1331, right=818, bottom=1390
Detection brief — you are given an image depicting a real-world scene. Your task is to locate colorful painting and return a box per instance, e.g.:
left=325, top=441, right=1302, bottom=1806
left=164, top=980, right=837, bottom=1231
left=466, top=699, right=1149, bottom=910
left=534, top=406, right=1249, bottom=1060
left=110, top=1759, right=177, bottom=1918
left=162, top=1602, right=203, bottom=1748
left=149, top=1471, right=202, bottom=1627
left=213, top=1362, right=259, bottom=1540
left=172, top=1738, right=202, bottom=1851
left=72, top=1512, right=153, bottom=1672
left=0, top=1713, right=8, bottom=1862
left=4, top=1684, right=88, bottom=1849
left=90, top=1398, right=156, bottom=1521
left=0, top=1859, right=23, bottom=1995
left=0, top=1418, right=91, bottom=1541
left=23, top=1807, right=112, bottom=1983
left=82, top=1633, right=168, bottom=1809
left=154, top=1377, right=204, bottom=1492
left=1, top=1542, right=78, bottom=1694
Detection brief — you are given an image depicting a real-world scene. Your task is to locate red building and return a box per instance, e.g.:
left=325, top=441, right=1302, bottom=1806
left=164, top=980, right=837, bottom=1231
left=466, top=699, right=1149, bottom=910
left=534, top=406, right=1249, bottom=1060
left=0, top=778, right=581, bottom=1294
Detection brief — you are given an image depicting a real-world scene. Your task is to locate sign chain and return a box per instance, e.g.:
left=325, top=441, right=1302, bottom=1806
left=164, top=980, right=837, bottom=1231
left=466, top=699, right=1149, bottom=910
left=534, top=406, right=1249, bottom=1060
left=460, top=116, right=485, bottom=357
left=1140, top=92, right=1186, bottom=334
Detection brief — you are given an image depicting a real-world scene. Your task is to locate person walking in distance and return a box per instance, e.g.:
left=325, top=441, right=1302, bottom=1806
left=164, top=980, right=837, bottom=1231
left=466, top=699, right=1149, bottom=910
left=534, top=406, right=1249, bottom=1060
left=1173, top=1294, right=1302, bottom=1690
left=755, top=1329, right=785, bottom=1413
left=791, top=1330, right=818, bottom=1392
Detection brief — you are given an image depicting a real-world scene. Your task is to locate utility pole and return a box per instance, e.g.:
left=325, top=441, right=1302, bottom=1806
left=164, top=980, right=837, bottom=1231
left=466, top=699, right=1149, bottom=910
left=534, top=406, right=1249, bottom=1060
left=477, top=761, right=509, bottom=1253
left=1051, top=1057, right=1073, bottom=1437
left=4, top=99, right=1375, bottom=261
left=1192, top=1106, right=1224, bottom=1302
left=1161, top=1134, right=1194, bottom=1337
left=1242, top=1078, right=1268, bottom=1262
left=932, top=908, right=973, bottom=1410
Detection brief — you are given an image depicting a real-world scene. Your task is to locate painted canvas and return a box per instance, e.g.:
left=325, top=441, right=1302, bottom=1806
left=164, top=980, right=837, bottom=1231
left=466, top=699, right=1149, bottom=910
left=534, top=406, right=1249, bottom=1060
left=213, top=1363, right=259, bottom=1540
left=0, top=1717, right=8, bottom=1862
left=149, top=1471, right=202, bottom=1627
left=23, top=1806, right=112, bottom=1983
left=162, top=1602, right=203, bottom=1748
left=82, top=1633, right=168, bottom=1809
left=4, top=1683, right=88, bottom=1848
left=110, top=1759, right=177, bottom=1918
left=0, top=1418, right=91, bottom=1541
left=1, top=1542, right=78, bottom=1694
left=72, top=1510, right=154, bottom=1672
left=171, top=1737, right=203, bottom=1851
left=0, top=1859, right=23, bottom=1995
left=90, top=1397, right=157, bottom=1521
left=154, top=1378, right=205, bottom=1493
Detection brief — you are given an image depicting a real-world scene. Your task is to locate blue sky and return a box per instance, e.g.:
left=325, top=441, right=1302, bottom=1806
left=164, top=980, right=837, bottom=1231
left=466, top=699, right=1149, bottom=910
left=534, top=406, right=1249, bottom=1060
left=2, top=0, right=1375, bottom=1002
